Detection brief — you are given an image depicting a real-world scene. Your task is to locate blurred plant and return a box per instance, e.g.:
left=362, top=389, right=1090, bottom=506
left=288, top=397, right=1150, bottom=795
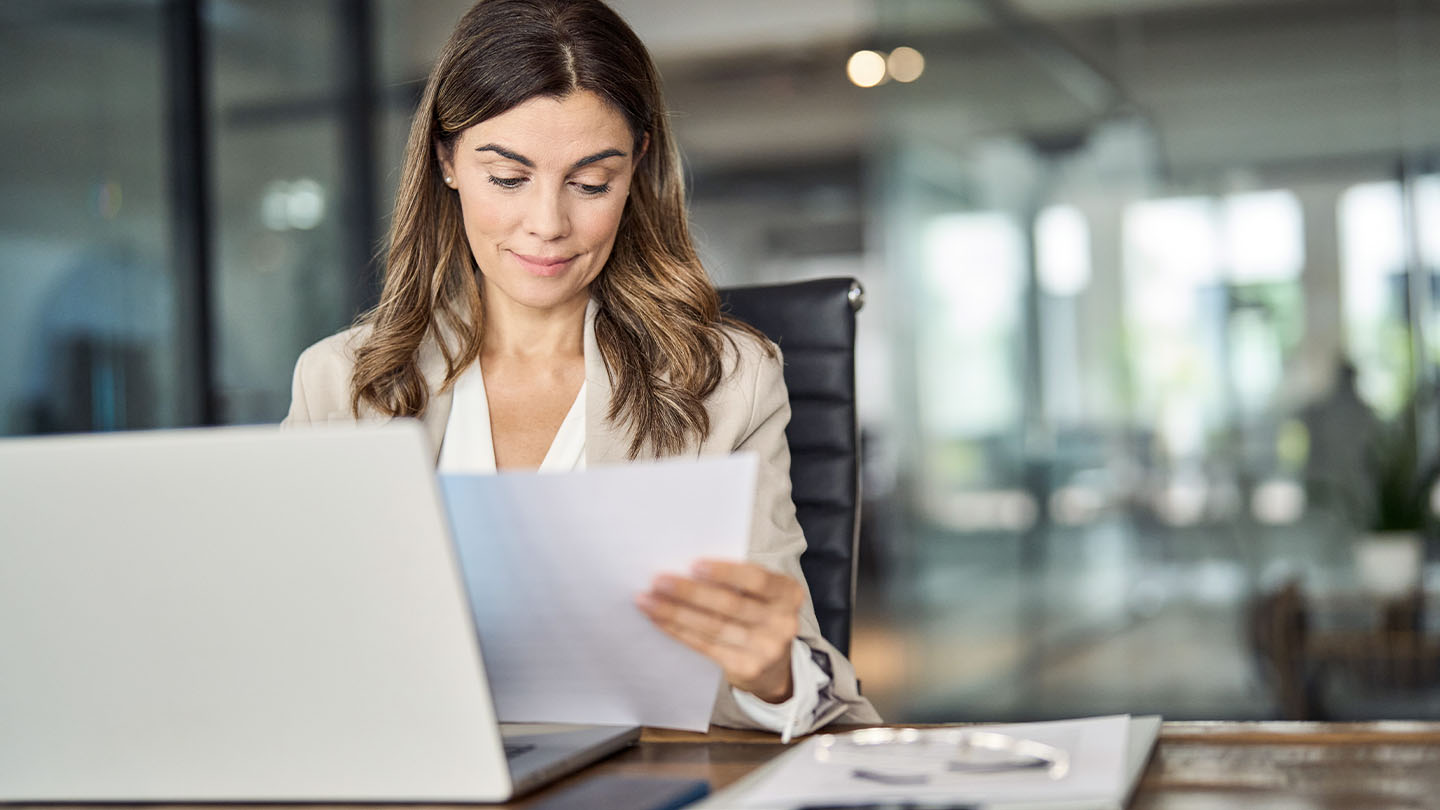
left=1366, top=396, right=1430, bottom=534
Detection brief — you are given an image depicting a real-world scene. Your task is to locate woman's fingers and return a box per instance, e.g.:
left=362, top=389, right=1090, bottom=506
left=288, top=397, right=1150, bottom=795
left=690, top=559, right=805, bottom=609
left=642, top=606, right=793, bottom=699
left=636, top=560, right=804, bottom=702
left=636, top=588, right=753, bottom=647
left=643, top=565, right=801, bottom=645
left=646, top=609, right=744, bottom=662
left=651, top=573, right=771, bottom=628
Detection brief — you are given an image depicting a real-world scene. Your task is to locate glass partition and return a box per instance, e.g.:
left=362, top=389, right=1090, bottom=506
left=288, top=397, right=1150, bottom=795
left=0, top=1, right=183, bottom=435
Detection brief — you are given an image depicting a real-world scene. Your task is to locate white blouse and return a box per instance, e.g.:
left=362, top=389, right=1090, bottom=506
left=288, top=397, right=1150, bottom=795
left=437, top=361, right=586, bottom=474
left=436, top=359, right=836, bottom=740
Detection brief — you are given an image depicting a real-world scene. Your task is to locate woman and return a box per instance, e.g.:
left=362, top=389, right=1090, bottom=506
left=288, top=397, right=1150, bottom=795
left=283, top=0, right=878, bottom=735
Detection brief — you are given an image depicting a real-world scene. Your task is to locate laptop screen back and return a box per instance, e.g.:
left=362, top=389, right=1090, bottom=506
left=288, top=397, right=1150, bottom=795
left=0, top=422, right=514, bottom=801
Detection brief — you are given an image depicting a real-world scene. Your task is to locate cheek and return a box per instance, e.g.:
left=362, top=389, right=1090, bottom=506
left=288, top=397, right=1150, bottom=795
left=457, top=191, right=513, bottom=241
left=577, top=198, right=629, bottom=248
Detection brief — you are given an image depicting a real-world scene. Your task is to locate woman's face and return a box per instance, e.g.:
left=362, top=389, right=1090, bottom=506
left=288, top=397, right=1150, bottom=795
left=438, top=90, right=641, bottom=318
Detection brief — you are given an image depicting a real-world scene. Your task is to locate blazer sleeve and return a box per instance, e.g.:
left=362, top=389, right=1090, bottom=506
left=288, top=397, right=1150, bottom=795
left=707, top=342, right=882, bottom=730
left=280, top=329, right=365, bottom=429
left=282, top=345, right=318, bottom=428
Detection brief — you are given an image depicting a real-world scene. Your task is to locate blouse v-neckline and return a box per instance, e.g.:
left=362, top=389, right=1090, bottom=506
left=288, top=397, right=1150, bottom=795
left=436, top=361, right=587, bottom=474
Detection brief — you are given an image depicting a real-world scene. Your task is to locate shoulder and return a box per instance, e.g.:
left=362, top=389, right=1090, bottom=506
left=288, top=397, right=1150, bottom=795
left=295, top=324, right=371, bottom=381
left=710, top=323, right=786, bottom=411
left=700, top=324, right=787, bottom=447
left=717, top=322, right=782, bottom=382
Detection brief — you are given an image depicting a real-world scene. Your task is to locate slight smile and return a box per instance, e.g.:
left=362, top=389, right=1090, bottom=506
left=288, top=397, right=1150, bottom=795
left=510, top=251, right=576, bottom=277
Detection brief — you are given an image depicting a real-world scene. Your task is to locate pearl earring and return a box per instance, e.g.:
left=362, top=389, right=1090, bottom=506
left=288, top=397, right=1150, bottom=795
left=444, top=176, right=454, bottom=186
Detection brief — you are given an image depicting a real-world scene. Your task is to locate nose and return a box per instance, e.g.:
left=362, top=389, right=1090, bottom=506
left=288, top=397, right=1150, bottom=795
left=521, top=185, right=570, bottom=241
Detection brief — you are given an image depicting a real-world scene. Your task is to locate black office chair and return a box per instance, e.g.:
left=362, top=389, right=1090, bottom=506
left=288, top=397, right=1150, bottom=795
left=718, top=277, right=864, bottom=657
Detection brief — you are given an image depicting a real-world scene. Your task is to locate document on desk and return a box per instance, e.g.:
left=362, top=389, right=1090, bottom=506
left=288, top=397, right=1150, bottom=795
left=439, top=454, right=757, bottom=732
left=720, top=714, right=1148, bottom=809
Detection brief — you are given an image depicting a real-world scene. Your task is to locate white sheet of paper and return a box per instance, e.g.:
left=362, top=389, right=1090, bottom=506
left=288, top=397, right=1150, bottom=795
left=439, top=454, right=757, bottom=732
left=730, top=715, right=1132, bottom=808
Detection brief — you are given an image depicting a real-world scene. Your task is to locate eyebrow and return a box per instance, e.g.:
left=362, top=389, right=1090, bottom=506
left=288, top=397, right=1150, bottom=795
left=474, top=143, right=627, bottom=170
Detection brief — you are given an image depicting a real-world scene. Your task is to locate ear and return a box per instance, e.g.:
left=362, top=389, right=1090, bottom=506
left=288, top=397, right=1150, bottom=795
left=435, top=140, right=456, bottom=186
left=636, top=132, right=651, bottom=164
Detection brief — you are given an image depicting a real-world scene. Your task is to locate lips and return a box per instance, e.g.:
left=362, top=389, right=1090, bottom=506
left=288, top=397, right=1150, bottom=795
left=510, top=251, right=575, bottom=277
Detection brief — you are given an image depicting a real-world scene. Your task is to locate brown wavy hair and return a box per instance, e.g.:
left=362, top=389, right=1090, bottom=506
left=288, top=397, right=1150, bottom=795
left=350, top=0, right=767, bottom=457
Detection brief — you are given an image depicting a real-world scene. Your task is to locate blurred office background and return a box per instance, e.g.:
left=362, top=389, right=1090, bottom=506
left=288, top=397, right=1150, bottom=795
left=6, top=0, right=1440, bottom=722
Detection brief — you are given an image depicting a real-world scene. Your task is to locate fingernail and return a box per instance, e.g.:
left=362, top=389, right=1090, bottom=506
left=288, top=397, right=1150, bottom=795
left=654, top=575, right=678, bottom=594
left=691, top=561, right=714, bottom=577
left=636, top=593, right=656, bottom=611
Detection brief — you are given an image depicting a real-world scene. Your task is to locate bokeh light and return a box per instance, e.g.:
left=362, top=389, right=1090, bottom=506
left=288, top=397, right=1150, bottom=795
left=887, top=46, right=925, bottom=83
left=846, top=50, right=887, bottom=88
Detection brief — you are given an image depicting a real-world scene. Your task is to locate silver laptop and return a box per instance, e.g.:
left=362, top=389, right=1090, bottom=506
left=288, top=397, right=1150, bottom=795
left=0, top=421, right=638, bottom=802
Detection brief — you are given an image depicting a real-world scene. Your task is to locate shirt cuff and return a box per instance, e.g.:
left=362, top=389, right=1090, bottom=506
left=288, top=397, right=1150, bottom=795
left=730, top=638, right=838, bottom=741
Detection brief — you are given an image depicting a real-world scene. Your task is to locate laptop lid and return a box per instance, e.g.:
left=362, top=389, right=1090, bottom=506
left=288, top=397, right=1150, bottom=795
left=0, top=422, right=518, bottom=802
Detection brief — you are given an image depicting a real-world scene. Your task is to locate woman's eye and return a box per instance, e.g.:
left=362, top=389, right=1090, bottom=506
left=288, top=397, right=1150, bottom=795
left=487, top=175, right=525, bottom=189
left=575, top=182, right=612, bottom=196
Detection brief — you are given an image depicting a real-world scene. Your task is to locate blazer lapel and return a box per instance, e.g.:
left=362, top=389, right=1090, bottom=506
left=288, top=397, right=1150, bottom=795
left=584, top=298, right=636, bottom=467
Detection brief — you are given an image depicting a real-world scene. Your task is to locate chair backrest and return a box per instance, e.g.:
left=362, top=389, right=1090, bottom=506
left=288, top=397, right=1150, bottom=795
left=718, top=277, right=863, bottom=656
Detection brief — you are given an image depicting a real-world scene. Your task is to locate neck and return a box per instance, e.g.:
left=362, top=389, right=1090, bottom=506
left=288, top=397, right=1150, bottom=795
left=479, top=291, right=588, bottom=361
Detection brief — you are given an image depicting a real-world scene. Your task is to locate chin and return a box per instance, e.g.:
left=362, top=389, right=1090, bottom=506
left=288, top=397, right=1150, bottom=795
left=495, top=277, right=592, bottom=313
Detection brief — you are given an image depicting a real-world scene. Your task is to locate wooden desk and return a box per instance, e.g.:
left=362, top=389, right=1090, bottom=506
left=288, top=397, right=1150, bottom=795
left=9, top=723, right=1440, bottom=808
left=500, top=722, right=1440, bottom=809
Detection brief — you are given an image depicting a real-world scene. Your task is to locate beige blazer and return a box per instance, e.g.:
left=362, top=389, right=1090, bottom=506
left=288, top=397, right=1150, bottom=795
left=281, top=303, right=881, bottom=731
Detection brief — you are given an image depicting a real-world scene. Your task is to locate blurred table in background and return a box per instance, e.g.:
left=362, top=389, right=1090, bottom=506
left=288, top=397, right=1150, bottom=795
left=1252, top=580, right=1440, bottom=720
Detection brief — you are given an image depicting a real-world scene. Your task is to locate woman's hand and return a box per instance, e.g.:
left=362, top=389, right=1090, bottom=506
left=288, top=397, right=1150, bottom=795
left=636, top=559, right=804, bottom=704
